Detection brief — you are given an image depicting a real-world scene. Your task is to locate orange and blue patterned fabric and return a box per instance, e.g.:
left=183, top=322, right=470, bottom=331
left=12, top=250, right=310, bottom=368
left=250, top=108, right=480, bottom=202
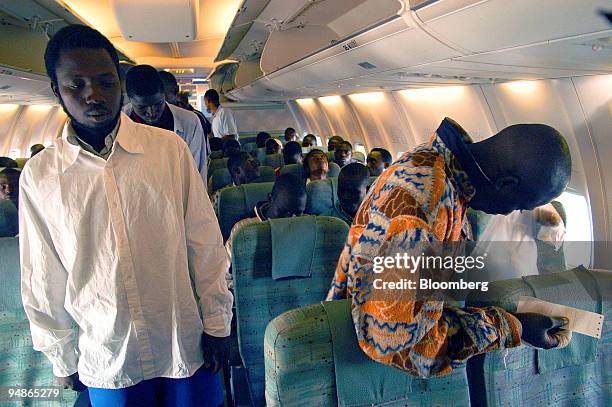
left=327, top=118, right=522, bottom=377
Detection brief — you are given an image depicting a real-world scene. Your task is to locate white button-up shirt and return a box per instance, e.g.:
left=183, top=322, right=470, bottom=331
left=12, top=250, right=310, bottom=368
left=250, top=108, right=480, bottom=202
left=19, top=113, right=233, bottom=389
left=211, top=105, right=238, bottom=139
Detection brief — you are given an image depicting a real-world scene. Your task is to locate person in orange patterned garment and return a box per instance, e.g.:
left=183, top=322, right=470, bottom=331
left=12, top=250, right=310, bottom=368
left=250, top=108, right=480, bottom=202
left=327, top=117, right=573, bottom=377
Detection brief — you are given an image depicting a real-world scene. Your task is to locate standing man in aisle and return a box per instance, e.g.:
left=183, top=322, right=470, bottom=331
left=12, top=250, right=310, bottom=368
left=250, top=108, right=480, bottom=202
left=204, top=89, right=238, bottom=140
left=20, top=24, right=232, bottom=406
left=124, top=65, right=209, bottom=182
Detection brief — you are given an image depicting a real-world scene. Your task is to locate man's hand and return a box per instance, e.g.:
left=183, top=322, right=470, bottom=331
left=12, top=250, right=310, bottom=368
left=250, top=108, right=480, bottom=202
left=513, top=312, right=570, bottom=349
left=202, top=333, right=230, bottom=373
left=56, top=373, right=86, bottom=392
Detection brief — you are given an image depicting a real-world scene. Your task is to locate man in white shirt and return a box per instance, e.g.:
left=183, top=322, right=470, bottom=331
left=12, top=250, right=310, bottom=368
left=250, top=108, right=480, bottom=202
left=20, top=24, right=232, bottom=407
left=204, top=89, right=238, bottom=140
left=123, top=65, right=209, bottom=182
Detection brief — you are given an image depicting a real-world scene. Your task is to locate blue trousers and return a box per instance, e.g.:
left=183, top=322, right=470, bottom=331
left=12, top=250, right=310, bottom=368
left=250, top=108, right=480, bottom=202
left=88, top=366, right=223, bottom=407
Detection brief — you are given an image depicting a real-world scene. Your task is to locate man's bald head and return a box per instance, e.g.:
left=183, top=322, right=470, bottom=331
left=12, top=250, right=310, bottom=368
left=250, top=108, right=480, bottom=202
left=468, top=123, right=571, bottom=215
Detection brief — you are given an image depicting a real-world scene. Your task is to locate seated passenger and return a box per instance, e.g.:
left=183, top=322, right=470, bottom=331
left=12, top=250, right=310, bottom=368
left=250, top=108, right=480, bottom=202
left=302, top=134, right=317, bottom=148
left=322, top=163, right=369, bottom=225
left=30, top=144, right=46, bottom=157
left=125, top=64, right=208, bottom=180
left=334, top=140, right=353, bottom=168
left=327, top=135, right=343, bottom=152
left=225, top=173, right=306, bottom=260
left=0, top=199, right=18, bottom=237
left=0, top=157, right=18, bottom=168
left=228, top=152, right=260, bottom=186
left=328, top=118, right=573, bottom=377
left=256, top=131, right=271, bottom=148
left=473, top=202, right=566, bottom=280
left=366, top=147, right=392, bottom=176
left=275, top=141, right=303, bottom=176
left=265, top=138, right=282, bottom=155
left=223, top=138, right=241, bottom=158
left=303, top=149, right=329, bottom=183
left=210, top=137, right=223, bottom=153
left=284, top=127, right=297, bottom=142
left=0, top=167, right=21, bottom=208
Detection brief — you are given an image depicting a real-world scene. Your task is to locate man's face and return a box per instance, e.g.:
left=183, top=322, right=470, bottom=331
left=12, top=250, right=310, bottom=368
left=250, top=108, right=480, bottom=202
left=286, top=131, right=296, bottom=141
left=53, top=48, right=122, bottom=131
left=130, top=92, right=166, bottom=125
left=302, top=136, right=315, bottom=148
left=0, top=172, right=20, bottom=205
left=328, top=139, right=339, bottom=151
left=338, top=177, right=369, bottom=217
left=307, top=151, right=329, bottom=175
left=335, top=144, right=352, bottom=167
left=204, top=96, right=213, bottom=112
left=268, top=191, right=306, bottom=219
left=367, top=151, right=386, bottom=176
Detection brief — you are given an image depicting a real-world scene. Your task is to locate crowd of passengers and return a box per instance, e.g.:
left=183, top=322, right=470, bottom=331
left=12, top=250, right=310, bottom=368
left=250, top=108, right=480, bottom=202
left=2, top=24, right=573, bottom=407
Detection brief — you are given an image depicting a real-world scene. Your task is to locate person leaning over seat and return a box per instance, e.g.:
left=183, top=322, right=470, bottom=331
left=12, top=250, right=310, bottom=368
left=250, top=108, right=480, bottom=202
left=327, top=117, right=573, bottom=378
left=19, top=25, right=232, bottom=407
left=275, top=141, right=303, bottom=177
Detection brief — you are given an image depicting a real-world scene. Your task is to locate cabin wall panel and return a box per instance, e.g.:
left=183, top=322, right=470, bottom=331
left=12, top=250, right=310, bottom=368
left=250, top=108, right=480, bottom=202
left=294, top=99, right=334, bottom=144
left=317, top=96, right=365, bottom=147
left=0, top=105, right=65, bottom=158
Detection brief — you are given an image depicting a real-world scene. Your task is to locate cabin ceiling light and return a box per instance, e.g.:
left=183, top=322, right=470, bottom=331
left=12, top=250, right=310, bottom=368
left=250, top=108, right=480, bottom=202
left=296, top=98, right=315, bottom=105
left=319, top=95, right=342, bottom=105
left=503, top=80, right=538, bottom=94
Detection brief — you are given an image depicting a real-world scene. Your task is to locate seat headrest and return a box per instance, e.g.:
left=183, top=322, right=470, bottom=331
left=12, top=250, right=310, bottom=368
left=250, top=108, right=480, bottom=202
left=269, top=216, right=317, bottom=280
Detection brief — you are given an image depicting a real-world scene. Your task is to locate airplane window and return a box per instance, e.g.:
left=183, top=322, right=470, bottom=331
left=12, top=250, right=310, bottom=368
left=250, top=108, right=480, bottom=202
left=315, top=135, right=322, bottom=146
left=355, top=143, right=367, bottom=156
left=8, top=149, right=20, bottom=159
left=396, top=151, right=406, bottom=159
left=555, top=190, right=592, bottom=268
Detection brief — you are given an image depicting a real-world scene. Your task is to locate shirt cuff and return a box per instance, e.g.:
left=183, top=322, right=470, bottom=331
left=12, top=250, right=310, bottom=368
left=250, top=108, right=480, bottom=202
left=203, top=312, right=232, bottom=337
left=49, top=349, right=79, bottom=377
left=499, top=309, right=522, bottom=349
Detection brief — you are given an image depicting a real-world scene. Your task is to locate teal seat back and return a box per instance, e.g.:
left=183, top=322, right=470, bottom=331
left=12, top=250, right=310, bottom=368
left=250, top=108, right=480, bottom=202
left=353, top=151, right=365, bottom=163
left=306, top=178, right=338, bottom=215
left=328, top=161, right=340, bottom=177
left=210, top=150, right=224, bottom=159
left=242, top=142, right=258, bottom=154
left=279, top=164, right=304, bottom=180
left=466, top=268, right=611, bottom=406
left=326, top=151, right=335, bottom=162
left=217, top=182, right=274, bottom=240
left=265, top=300, right=470, bottom=407
left=209, top=157, right=229, bottom=173
left=254, top=148, right=267, bottom=163
left=264, top=154, right=283, bottom=168
left=232, top=217, right=349, bottom=406
left=210, top=168, right=233, bottom=194
left=238, top=136, right=257, bottom=145
left=0, top=237, right=78, bottom=406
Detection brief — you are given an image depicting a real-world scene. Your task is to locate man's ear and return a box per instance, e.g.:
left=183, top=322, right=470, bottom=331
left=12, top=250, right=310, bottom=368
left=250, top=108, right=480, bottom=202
left=494, top=176, right=519, bottom=192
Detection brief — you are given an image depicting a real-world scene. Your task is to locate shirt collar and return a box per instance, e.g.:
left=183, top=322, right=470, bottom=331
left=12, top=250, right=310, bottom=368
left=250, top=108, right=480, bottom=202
left=61, top=112, right=143, bottom=173
left=432, top=118, right=477, bottom=202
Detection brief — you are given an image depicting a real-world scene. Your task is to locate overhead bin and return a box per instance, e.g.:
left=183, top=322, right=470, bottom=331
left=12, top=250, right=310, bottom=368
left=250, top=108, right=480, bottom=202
left=226, top=0, right=612, bottom=101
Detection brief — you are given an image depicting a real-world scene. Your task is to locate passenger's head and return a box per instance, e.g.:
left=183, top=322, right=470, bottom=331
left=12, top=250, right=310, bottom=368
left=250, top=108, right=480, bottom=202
left=337, top=163, right=370, bottom=218
left=227, top=152, right=260, bottom=185
left=284, top=127, right=297, bottom=142
left=210, top=137, right=224, bottom=152
left=0, top=157, right=18, bottom=169
left=282, top=141, right=303, bottom=165
left=204, top=89, right=220, bottom=111
left=177, top=92, right=193, bottom=110
left=468, top=124, right=572, bottom=215
left=125, top=65, right=166, bottom=125
left=0, top=168, right=21, bottom=206
left=302, top=134, right=317, bottom=148
left=45, top=24, right=121, bottom=134
left=267, top=174, right=307, bottom=219
left=265, top=138, right=282, bottom=155
left=256, top=132, right=271, bottom=148
left=334, top=140, right=353, bottom=167
left=367, top=147, right=392, bottom=176
left=30, top=144, right=45, bottom=157
left=303, top=149, right=329, bottom=181
left=158, top=70, right=179, bottom=105
left=327, top=135, right=343, bottom=151
left=222, top=139, right=241, bottom=158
